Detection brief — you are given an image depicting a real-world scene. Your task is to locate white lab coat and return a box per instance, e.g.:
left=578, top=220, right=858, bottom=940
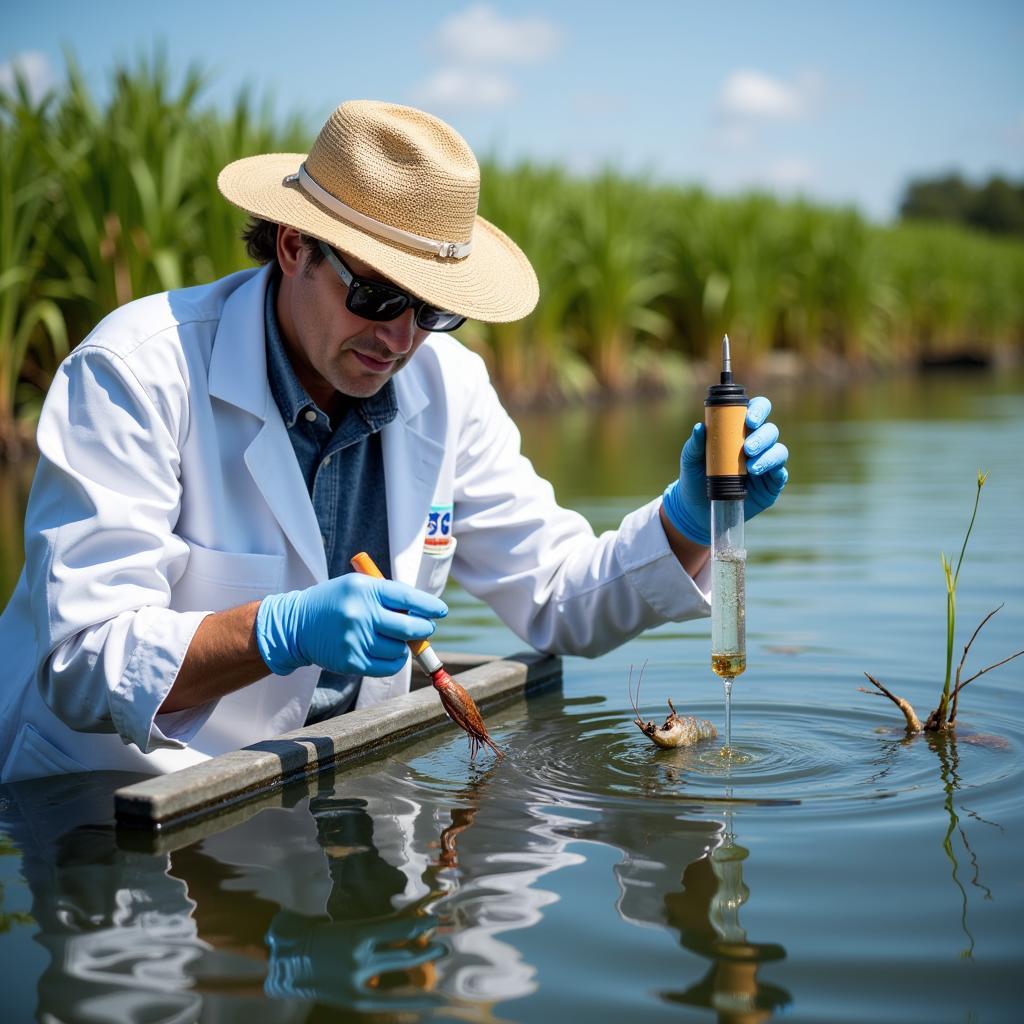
left=0, top=265, right=710, bottom=782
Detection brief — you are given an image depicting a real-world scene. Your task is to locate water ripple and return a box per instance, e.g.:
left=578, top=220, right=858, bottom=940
left=459, top=700, right=1024, bottom=816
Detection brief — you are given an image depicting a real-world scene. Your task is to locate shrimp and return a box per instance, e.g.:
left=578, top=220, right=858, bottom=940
left=628, top=663, right=717, bottom=749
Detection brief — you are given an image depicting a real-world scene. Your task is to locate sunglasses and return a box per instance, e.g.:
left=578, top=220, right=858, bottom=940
left=318, top=241, right=467, bottom=332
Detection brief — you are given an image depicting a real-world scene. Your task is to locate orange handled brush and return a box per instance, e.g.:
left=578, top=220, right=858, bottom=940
left=350, top=552, right=503, bottom=760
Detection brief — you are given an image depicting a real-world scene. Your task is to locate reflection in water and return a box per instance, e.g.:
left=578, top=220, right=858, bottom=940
left=371, top=761, right=586, bottom=1006
left=0, top=668, right=1018, bottom=1022
left=3, top=775, right=215, bottom=1023
left=259, top=794, right=448, bottom=1013
left=929, top=731, right=1004, bottom=960
left=0, top=831, right=34, bottom=934
left=868, top=727, right=1007, bottom=961
left=663, top=815, right=789, bottom=1023
left=0, top=740, right=794, bottom=1022
left=1, top=774, right=451, bottom=1020
left=0, top=750, right=586, bottom=1020
left=564, top=795, right=789, bottom=1023
left=433, top=774, right=489, bottom=873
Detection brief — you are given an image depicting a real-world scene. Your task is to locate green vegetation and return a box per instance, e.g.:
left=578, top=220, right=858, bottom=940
left=475, top=170, right=1024, bottom=396
left=900, top=173, right=1024, bottom=237
left=0, top=53, right=306, bottom=455
left=863, top=472, right=1024, bottom=733
left=2, top=55, right=1024, bottom=454
left=937, top=471, right=989, bottom=727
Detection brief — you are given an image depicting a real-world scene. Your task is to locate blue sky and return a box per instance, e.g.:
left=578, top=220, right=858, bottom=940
left=4, top=0, right=1022, bottom=220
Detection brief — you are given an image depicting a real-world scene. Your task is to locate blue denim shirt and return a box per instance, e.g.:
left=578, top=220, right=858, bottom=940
left=264, top=272, right=397, bottom=723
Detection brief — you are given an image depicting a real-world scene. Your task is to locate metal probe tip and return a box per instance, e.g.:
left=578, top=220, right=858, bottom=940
left=721, top=334, right=732, bottom=383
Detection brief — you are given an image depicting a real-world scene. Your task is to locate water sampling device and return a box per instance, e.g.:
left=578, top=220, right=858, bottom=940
left=705, top=335, right=747, bottom=749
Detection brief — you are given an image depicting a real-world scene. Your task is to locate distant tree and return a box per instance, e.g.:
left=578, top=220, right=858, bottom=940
left=900, top=173, right=1024, bottom=236
left=969, top=177, right=1024, bottom=236
left=900, top=174, right=973, bottom=224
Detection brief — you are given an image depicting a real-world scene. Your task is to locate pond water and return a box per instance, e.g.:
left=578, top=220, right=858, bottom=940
left=1, top=368, right=1022, bottom=1022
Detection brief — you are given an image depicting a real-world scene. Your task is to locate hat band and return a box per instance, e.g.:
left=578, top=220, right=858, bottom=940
left=287, top=165, right=473, bottom=260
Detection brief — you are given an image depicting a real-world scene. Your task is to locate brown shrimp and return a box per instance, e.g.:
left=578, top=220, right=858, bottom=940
left=628, top=663, right=717, bottom=749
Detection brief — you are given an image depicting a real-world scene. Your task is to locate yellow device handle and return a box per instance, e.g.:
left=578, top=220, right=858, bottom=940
left=705, top=403, right=748, bottom=478
left=350, top=551, right=432, bottom=657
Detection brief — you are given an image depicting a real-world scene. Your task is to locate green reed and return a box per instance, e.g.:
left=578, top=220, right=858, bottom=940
left=474, top=161, right=593, bottom=402
left=937, top=471, right=987, bottom=726
left=1, top=54, right=1023, bottom=446
left=864, top=470, right=1023, bottom=734
left=0, top=78, right=74, bottom=454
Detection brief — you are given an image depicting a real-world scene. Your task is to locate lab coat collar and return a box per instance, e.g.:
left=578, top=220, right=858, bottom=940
left=208, top=265, right=326, bottom=581
left=385, top=367, right=444, bottom=586
left=208, top=264, right=272, bottom=417
left=208, top=266, right=443, bottom=587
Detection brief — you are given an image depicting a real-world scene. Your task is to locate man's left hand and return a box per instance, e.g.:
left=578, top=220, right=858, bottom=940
left=662, top=396, right=789, bottom=547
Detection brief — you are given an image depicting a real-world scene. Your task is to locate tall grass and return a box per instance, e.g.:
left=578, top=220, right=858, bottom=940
left=1, top=55, right=1023, bottom=450
left=0, top=79, right=76, bottom=454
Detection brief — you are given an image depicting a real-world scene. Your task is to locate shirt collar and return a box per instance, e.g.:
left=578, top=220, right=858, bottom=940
left=264, top=270, right=398, bottom=430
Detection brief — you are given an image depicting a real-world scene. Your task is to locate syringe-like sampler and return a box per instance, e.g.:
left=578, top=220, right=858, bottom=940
left=705, top=335, right=747, bottom=682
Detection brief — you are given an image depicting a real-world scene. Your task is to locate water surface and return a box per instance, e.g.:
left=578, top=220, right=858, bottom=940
left=1, top=369, right=1022, bottom=1022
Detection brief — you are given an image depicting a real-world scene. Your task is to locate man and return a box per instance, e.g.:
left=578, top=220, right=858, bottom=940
left=0, top=101, right=787, bottom=781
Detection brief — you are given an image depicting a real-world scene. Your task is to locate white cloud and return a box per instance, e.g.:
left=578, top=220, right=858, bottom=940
left=719, top=69, right=806, bottom=120
left=712, top=69, right=825, bottom=150
left=766, top=157, right=815, bottom=189
left=0, top=50, right=59, bottom=102
left=413, top=67, right=516, bottom=111
left=435, top=4, right=561, bottom=64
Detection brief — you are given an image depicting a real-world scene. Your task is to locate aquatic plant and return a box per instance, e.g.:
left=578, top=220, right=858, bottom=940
left=862, top=472, right=1024, bottom=732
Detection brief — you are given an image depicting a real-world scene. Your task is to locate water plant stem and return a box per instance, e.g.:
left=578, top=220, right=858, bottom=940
left=862, top=470, right=1023, bottom=733
left=938, top=471, right=987, bottom=725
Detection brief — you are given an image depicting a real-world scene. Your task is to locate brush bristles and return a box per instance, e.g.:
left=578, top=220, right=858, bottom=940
left=431, top=669, right=503, bottom=760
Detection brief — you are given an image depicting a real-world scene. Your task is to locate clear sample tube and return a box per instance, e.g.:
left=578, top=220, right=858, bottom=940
left=711, top=498, right=746, bottom=680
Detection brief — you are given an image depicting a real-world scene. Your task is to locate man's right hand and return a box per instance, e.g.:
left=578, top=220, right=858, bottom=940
left=255, top=573, right=448, bottom=677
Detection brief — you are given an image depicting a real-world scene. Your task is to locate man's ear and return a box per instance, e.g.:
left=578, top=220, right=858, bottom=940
left=276, top=225, right=305, bottom=278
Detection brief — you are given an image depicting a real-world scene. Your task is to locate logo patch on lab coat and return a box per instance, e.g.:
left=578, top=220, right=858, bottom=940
left=424, top=502, right=454, bottom=554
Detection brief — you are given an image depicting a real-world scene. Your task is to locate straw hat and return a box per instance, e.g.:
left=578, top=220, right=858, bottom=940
left=218, top=100, right=538, bottom=323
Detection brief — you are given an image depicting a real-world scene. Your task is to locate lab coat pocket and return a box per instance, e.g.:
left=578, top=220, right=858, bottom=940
left=173, top=540, right=285, bottom=612
left=416, top=538, right=457, bottom=597
left=2, top=723, right=88, bottom=782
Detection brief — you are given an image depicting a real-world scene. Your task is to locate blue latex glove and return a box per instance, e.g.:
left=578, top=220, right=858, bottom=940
left=256, top=573, right=447, bottom=677
left=662, top=395, right=789, bottom=546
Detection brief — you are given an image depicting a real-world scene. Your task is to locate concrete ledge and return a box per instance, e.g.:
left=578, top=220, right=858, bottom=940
left=114, top=650, right=561, bottom=831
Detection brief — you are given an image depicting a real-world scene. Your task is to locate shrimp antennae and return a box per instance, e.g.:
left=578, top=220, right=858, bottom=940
left=627, top=660, right=649, bottom=727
